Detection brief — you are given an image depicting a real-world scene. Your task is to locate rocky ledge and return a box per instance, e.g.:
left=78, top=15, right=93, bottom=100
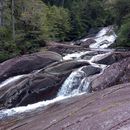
left=1, top=43, right=130, bottom=130
left=1, top=83, right=130, bottom=130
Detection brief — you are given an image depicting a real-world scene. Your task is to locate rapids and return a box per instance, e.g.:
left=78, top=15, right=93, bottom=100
left=0, top=26, right=117, bottom=118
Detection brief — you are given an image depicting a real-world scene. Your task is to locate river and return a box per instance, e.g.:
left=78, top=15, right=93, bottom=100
left=0, top=26, right=117, bottom=119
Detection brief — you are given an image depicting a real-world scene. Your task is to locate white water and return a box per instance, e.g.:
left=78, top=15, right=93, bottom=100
left=90, top=51, right=112, bottom=63
left=63, top=51, right=90, bottom=61
left=57, top=67, right=89, bottom=97
left=81, top=26, right=117, bottom=49
left=57, top=51, right=109, bottom=97
left=0, top=69, right=43, bottom=89
left=0, top=94, right=85, bottom=119
left=0, top=75, right=26, bottom=89
left=96, top=27, right=110, bottom=37
left=90, top=26, right=117, bottom=48
left=0, top=26, right=117, bottom=118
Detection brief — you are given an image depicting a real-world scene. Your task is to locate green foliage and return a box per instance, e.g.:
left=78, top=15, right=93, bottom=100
left=109, top=0, right=130, bottom=47
left=0, top=41, right=19, bottom=62
left=67, top=0, right=113, bottom=40
left=40, top=6, right=71, bottom=41
left=0, top=27, right=12, bottom=40
left=15, top=0, right=71, bottom=43
left=117, top=20, right=130, bottom=46
left=112, top=0, right=130, bottom=26
left=1, top=0, right=130, bottom=62
left=0, top=0, right=71, bottom=62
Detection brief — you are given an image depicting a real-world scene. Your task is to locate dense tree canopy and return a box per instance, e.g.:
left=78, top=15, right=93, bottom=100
left=0, top=0, right=130, bottom=62
left=112, top=0, right=130, bottom=46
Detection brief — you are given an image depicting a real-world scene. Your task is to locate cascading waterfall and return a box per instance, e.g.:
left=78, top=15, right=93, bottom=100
left=57, top=52, right=111, bottom=97
left=56, top=26, right=117, bottom=100
left=57, top=67, right=90, bottom=97
left=90, top=26, right=117, bottom=48
left=0, top=26, right=117, bottom=118
left=81, top=26, right=117, bottom=49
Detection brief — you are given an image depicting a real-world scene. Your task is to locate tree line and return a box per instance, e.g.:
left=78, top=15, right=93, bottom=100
left=0, top=0, right=130, bottom=62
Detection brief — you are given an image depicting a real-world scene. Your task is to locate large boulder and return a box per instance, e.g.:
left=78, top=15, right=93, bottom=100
left=93, top=51, right=130, bottom=65
left=80, top=39, right=96, bottom=48
left=44, top=60, right=90, bottom=74
left=0, top=60, right=90, bottom=109
left=0, top=51, right=62, bottom=82
left=91, top=57, right=130, bottom=91
left=81, top=51, right=104, bottom=61
left=0, top=72, right=70, bottom=109
left=81, top=65, right=102, bottom=76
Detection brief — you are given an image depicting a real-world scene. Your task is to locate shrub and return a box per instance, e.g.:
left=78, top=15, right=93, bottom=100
left=117, top=20, right=130, bottom=46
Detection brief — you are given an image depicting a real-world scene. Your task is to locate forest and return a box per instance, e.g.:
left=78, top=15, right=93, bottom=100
left=0, top=0, right=130, bottom=62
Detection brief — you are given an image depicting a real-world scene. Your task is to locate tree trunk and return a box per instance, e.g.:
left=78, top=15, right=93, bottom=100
left=11, top=0, right=15, bottom=41
left=0, top=0, right=4, bottom=26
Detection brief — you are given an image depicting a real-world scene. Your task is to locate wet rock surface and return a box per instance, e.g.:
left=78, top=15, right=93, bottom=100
left=44, top=60, right=90, bottom=74
left=1, top=83, right=130, bottom=130
left=74, top=39, right=96, bottom=48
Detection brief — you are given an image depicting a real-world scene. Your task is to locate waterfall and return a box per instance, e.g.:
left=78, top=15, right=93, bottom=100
left=89, top=26, right=117, bottom=49
left=58, top=26, right=117, bottom=97
left=57, top=68, right=90, bottom=97
left=81, top=26, right=117, bottom=49
left=0, top=26, right=117, bottom=118
left=90, top=52, right=112, bottom=63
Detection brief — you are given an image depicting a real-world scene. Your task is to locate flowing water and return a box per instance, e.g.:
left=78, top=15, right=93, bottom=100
left=0, top=74, right=28, bottom=89
left=57, top=67, right=90, bottom=97
left=0, top=26, right=117, bottom=118
left=82, top=26, right=117, bottom=48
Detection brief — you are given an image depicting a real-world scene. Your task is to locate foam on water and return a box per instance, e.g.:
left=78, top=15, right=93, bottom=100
left=96, top=27, right=110, bottom=37
left=58, top=51, right=110, bottom=98
left=0, top=75, right=26, bottom=89
left=0, top=93, right=85, bottom=119
left=57, top=67, right=90, bottom=97
left=63, top=51, right=90, bottom=60
left=81, top=38, right=90, bottom=42
left=90, top=26, right=117, bottom=49
left=90, top=52, right=112, bottom=63
left=90, top=34, right=117, bottom=49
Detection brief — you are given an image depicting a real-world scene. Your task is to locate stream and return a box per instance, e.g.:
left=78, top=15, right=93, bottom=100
left=0, top=26, right=117, bottom=119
